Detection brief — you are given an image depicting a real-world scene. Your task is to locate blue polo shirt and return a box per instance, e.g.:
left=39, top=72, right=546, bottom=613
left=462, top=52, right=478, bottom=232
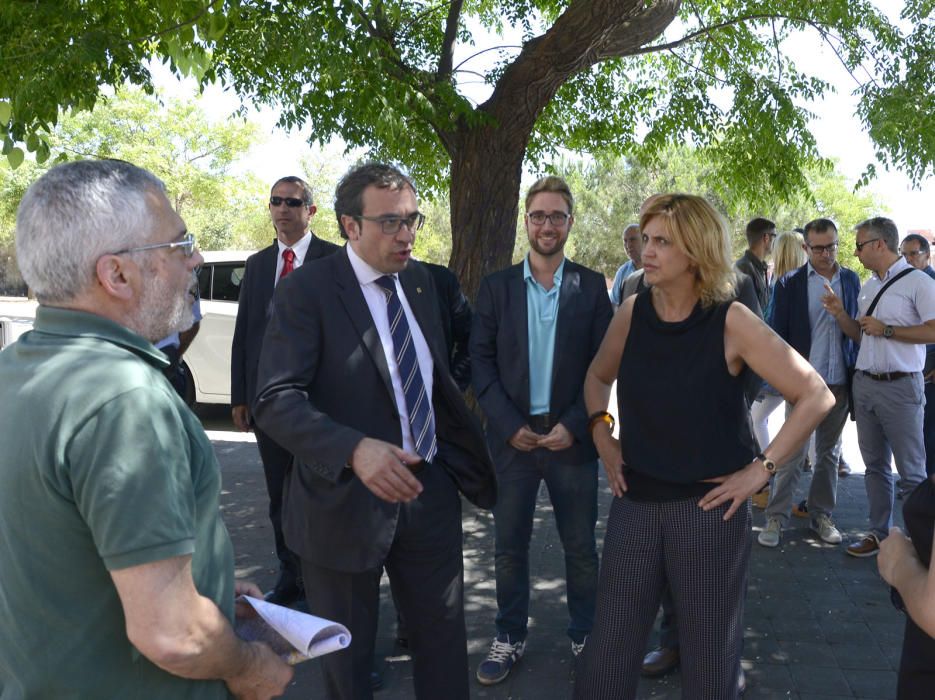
left=524, top=256, right=565, bottom=416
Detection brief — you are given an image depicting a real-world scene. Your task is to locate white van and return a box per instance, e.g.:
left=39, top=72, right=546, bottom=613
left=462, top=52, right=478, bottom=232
left=184, top=250, right=252, bottom=405
left=1, top=252, right=252, bottom=407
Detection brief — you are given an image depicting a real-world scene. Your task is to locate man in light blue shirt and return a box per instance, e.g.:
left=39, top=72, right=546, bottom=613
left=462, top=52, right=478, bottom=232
left=759, top=218, right=860, bottom=549
left=471, top=176, right=613, bottom=685
left=608, top=223, right=642, bottom=306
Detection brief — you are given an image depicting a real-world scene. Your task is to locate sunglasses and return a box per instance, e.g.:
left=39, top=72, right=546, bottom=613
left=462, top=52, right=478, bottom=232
left=269, top=196, right=306, bottom=208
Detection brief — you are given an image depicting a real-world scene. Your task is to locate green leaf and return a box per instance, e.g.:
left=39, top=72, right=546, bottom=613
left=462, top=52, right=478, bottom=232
left=7, top=147, right=24, bottom=169
left=25, top=134, right=39, bottom=152
left=0, top=101, right=10, bottom=125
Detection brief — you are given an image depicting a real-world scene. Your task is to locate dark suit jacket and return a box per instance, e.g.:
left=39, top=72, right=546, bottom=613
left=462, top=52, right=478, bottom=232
left=423, top=261, right=473, bottom=391
left=230, top=236, right=339, bottom=408
left=770, top=263, right=860, bottom=372
left=252, top=249, right=495, bottom=572
left=470, top=259, right=613, bottom=471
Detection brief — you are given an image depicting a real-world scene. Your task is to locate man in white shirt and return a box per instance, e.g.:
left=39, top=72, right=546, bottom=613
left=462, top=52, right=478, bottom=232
left=824, top=217, right=935, bottom=557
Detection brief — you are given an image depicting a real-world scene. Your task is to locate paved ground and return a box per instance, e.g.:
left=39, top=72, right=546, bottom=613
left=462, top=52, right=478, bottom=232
left=203, top=407, right=908, bottom=699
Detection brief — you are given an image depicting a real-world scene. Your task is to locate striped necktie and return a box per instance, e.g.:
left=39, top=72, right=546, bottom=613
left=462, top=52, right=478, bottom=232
left=375, top=275, right=437, bottom=462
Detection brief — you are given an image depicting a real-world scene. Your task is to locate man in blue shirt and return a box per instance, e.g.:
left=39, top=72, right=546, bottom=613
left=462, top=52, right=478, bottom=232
left=609, top=223, right=642, bottom=307
left=900, top=233, right=935, bottom=475
left=471, top=176, right=613, bottom=685
left=759, top=218, right=860, bottom=548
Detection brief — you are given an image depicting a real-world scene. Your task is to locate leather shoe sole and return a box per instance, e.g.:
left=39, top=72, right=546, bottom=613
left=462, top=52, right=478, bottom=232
left=641, top=647, right=679, bottom=677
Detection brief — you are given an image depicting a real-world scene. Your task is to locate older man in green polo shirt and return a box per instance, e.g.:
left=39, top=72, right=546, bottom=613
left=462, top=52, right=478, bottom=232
left=0, top=160, right=291, bottom=699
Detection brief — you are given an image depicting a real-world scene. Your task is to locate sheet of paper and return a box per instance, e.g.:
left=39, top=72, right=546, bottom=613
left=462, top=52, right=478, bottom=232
left=234, top=595, right=351, bottom=664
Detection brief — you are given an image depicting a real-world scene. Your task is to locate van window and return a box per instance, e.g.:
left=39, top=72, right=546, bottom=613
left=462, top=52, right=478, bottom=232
left=210, top=263, right=245, bottom=302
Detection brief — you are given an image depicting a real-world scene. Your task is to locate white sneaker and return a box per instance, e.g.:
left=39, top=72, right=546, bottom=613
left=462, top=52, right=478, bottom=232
left=758, top=517, right=781, bottom=548
left=811, top=514, right=842, bottom=544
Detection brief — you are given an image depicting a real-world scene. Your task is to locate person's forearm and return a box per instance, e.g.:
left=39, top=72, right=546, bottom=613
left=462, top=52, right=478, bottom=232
left=584, top=369, right=613, bottom=417
left=764, top=379, right=834, bottom=465
left=889, top=323, right=935, bottom=344
left=833, top=311, right=861, bottom=342
left=138, top=594, right=260, bottom=682
left=890, top=554, right=935, bottom=637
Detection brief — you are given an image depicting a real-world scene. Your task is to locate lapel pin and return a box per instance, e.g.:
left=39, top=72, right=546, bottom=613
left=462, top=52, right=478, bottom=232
left=417, top=287, right=422, bottom=293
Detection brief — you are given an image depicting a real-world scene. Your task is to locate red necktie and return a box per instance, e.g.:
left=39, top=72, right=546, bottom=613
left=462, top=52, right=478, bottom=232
left=280, top=249, right=295, bottom=279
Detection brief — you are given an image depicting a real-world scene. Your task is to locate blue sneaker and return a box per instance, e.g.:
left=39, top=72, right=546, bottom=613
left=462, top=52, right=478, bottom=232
left=476, top=635, right=526, bottom=685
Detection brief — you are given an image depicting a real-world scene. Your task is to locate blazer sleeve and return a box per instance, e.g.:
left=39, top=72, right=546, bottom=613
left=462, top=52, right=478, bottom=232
left=252, top=273, right=366, bottom=482
left=230, top=258, right=252, bottom=407
left=769, top=273, right=792, bottom=341
left=447, top=277, right=473, bottom=392
left=470, top=276, right=527, bottom=443
left=557, top=277, right=612, bottom=440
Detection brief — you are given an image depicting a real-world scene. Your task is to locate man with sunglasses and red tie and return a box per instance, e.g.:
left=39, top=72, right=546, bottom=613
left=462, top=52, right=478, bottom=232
left=231, top=176, right=339, bottom=606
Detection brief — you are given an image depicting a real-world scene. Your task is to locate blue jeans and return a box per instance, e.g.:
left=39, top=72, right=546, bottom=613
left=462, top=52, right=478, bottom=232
left=493, top=457, right=598, bottom=644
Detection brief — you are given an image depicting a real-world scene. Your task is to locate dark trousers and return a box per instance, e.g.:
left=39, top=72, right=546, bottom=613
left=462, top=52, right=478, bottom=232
left=301, top=463, right=469, bottom=700
left=924, top=381, right=935, bottom=477
left=575, top=495, right=751, bottom=700
left=255, top=427, right=300, bottom=578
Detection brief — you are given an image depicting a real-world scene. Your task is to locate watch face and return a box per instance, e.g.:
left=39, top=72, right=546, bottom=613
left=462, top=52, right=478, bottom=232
left=884, top=325, right=894, bottom=338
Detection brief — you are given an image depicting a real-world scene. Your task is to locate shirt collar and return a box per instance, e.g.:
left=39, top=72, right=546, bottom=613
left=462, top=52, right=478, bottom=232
left=277, top=230, right=312, bottom=259
left=876, top=256, right=911, bottom=281
left=806, top=260, right=839, bottom=279
left=346, top=240, right=391, bottom=287
left=32, top=306, right=169, bottom=368
left=523, top=255, right=565, bottom=288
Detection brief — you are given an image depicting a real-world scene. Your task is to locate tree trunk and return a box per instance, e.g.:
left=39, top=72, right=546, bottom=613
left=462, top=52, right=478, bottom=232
left=447, top=125, right=528, bottom=300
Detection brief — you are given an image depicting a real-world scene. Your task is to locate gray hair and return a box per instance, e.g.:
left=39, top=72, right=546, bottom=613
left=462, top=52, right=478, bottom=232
left=855, top=216, right=899, bottom=253
left=16, top=160, right=165, bottom=304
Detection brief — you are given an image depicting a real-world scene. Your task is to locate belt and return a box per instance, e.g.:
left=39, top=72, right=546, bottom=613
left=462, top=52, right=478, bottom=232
left=528, top=413, right=554, bottom=434
left=860, top=370, right=913, bottom=382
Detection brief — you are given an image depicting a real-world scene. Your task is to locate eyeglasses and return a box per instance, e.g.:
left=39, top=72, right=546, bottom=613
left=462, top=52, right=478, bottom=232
left=527, top=211, right=570, bottom=226
left=807, top=242, right=839, bottom=255
left=269, top=196, right=306, bottom=208
left=902, top=249, right=928, bottom=258
left=113, top=233, right=197, bottom=258
left=356, top=212, right=425, bottom=235
left=855, top=238, right=881, bottom=252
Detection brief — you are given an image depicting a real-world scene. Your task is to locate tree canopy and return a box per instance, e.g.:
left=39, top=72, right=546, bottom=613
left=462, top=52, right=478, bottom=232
left=2, top=0, right=932, bottom=292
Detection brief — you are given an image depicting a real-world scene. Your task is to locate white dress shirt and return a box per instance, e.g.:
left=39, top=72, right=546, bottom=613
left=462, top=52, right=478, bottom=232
left=856, top=257, right=935, bottom=372
left=346, top=244, right=435, bottom=455
left=274, top=231, right=313, bottom=284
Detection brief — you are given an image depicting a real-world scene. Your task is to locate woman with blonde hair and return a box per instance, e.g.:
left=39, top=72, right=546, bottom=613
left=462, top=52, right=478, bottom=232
left=574, top=194, right=832, bottom=698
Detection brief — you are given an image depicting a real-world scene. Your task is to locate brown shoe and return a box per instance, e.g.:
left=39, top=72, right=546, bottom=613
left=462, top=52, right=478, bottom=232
left=846, top=534, right=880, bottom=558
left=641, top=647, right=679, bottom=677
left=791, top=500, right=809, bottom=518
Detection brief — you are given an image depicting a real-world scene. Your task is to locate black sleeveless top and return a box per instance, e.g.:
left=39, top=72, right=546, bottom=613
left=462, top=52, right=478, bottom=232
left=617, top=290, right=757, bottom=500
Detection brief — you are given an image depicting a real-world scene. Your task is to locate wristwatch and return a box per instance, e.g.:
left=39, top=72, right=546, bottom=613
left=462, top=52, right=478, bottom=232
left=756, top=452, right=777, bottom=474
left=883, top=325, right=895, bottom=338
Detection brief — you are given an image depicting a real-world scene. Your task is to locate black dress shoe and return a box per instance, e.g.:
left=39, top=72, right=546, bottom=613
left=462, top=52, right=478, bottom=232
left=370, top=669, right=384, bottom=691
left=641, top=647, right=680, bottom=677
left=264, top=574, right=304, bottom=607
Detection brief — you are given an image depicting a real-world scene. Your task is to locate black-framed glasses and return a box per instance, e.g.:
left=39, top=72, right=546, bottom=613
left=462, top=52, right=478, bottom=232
left=807, top=242, right=839, bottom=255
left=113, top=233, right=197, bottom=258
left=356, top=212, right=425, bottom=235
left=855, top=238, right=881, bottom=252
left=527, top=211, right=570, bottom=226
left=269, top=196, right=306, bottom=208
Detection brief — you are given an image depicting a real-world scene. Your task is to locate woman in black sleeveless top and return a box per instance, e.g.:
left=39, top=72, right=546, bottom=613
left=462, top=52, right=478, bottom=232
left=574, top=194, right=833, bottom=699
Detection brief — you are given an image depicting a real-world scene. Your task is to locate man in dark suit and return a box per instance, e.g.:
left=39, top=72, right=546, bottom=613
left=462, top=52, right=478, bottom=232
left=759, top=217, right=859, bottom=549
left=230, top=176, right=339, bottom=606
left=471, top=176, right=613, bottom=685
left=252, top=163, right=495, bottom=700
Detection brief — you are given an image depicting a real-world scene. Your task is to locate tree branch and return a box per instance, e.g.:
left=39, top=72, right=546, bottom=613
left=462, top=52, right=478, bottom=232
left=437, top=0, right=465, bottom=79
left=453, top=45, right=524, bottom=73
